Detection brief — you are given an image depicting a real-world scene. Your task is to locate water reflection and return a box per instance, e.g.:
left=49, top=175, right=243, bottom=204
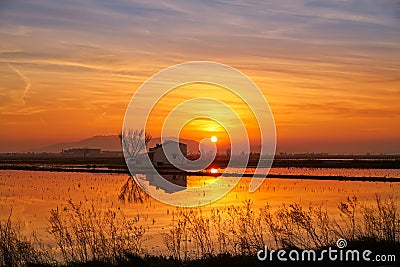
left=145, top=174, right=187, bottom=193
left=119, top=173, right=188, bottom=203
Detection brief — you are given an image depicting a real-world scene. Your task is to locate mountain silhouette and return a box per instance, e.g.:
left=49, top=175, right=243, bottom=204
left=31, top=135, right=201, bottom=154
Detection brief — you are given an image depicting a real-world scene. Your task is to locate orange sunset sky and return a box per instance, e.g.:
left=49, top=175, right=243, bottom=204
left=0, top=1, right=399, bottom=153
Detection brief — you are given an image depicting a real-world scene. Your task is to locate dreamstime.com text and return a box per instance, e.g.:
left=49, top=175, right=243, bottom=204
left=257, top=239, right=396, bottom=263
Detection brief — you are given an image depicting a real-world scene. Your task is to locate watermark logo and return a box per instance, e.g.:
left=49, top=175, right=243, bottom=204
left=257, top=238, right=396, bottom=263
left=122, top=62, right=276, bottom=207
left=336, top=238, right=347, bottom=249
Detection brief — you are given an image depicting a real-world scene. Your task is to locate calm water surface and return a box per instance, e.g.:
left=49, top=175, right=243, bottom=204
left=0, top=169, right=399, bottom=254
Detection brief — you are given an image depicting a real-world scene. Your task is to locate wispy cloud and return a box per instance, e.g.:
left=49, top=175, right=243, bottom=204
left=0, top=0, right=399, bottom=152
left=7, top=63, right=31, bottom=105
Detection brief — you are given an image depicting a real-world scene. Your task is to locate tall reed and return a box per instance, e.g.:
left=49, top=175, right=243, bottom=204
left=0, top=211, right=54, bottom=267
left=163, top=195, right=400, bottom=258
left=48, top=200, right=148, bottom=265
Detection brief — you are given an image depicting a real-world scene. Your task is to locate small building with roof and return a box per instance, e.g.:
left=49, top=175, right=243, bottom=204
left=148, top=140, right=187, bottom=167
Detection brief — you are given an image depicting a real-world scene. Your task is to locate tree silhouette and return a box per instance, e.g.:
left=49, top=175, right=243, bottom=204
left=118, top=129, right=152, bottom=203
left=118, top=129, right=152, bottom=161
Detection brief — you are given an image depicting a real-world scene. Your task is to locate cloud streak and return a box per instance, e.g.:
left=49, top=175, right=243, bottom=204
left=7, top=63, right=31, bottom=105
left=0, top=0, right=399, bottom=152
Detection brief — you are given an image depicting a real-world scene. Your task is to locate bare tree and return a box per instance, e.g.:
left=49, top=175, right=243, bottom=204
left=118, top=129, right=152, bottom=203
left=118, top=129, right=152, bottom=161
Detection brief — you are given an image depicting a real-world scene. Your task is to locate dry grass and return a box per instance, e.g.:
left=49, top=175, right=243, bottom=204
left=362, top=195, right=399, bottom=243
left=1, top=195, right=399, bottom=266
left=0, top=211, right=54, bottom=267
left=163, top=195, right=400, bottom=259
left=48, top=200, right=148, bottom=265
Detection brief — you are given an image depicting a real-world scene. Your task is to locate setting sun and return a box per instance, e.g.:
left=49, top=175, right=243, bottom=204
left=211, top=136, right=218, bottom=143
left=210, top=168, right=218, bottom=174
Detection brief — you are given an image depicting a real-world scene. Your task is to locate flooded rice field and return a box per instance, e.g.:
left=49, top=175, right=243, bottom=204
left=0, top=169, right=399, bottom=255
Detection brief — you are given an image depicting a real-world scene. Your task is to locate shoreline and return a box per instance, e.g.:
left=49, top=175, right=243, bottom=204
left=1, top=165, right=399, bottom=182
left=1, top=156, right=399, bottom=169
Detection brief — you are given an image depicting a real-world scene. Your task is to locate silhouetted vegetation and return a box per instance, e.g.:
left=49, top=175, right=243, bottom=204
left=48, top=200, right=148, bottom=265
left=1, top=196, right=399, bottom=266
left=0, top=211, right=54, bottom=266
left=119, top=129, right=152, bottom=161
left=161, top=195, right=399, bottom=259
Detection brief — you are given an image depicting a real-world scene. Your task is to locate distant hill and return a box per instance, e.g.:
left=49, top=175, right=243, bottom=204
left=31, top=135, right=122, bottom=153
left=32, top=135, right=201, bottom=154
